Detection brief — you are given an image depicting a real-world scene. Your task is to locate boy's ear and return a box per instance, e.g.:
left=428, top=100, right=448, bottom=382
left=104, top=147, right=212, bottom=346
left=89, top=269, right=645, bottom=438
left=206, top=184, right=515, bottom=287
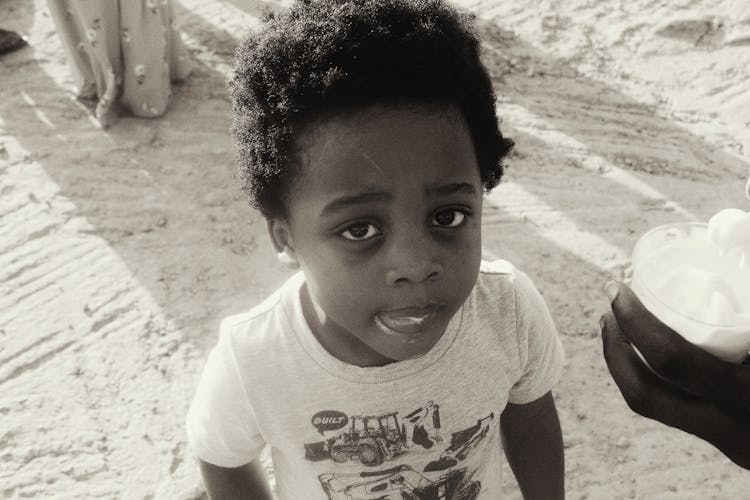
left=267, top=218, right=300, bottom=269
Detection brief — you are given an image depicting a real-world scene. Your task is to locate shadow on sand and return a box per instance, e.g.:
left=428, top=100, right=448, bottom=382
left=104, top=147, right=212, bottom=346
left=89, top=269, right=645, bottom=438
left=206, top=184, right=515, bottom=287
left=1, top=0, right=747, bottom=496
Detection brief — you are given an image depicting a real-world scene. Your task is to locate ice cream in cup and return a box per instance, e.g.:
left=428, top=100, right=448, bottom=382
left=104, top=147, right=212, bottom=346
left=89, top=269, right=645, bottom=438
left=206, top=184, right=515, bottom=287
left=629, top=193, right=750, bottom=364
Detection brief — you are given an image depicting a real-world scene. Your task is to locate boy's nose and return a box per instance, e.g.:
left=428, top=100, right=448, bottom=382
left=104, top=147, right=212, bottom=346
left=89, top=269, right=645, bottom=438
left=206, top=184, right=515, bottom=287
left=384, top=240, right=443, bottom=286
left=386, top=261, right=443, bottom=286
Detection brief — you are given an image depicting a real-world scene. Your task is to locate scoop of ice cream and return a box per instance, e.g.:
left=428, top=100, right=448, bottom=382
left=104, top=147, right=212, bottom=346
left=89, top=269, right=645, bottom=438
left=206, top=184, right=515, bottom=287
left=632, top=217, right=750, bottom=361
left=651, top=264, right=743, bottom=327
left=708, top=208, right=750, bottom=257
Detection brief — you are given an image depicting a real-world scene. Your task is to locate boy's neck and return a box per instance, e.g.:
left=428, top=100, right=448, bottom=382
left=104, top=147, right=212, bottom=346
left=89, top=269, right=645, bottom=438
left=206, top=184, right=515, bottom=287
left=299, top=284, right=397, bottom=368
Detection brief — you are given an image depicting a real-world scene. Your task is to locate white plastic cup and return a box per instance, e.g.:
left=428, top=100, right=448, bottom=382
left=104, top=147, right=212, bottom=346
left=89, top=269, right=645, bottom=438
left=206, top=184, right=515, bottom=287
left=630, top=222, right=750, bottom=364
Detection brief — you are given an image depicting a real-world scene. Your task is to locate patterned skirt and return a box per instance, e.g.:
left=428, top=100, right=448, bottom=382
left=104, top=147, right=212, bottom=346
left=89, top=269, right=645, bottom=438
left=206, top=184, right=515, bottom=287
left=47, top=0, right=192, bottom=127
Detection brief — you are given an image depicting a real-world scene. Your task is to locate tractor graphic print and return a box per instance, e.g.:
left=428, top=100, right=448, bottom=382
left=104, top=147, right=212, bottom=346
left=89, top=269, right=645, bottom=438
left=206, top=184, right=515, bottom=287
left=305, top=402, right=442, bottom=467
left=332, top=412, right=405, bottom=467
left=318, top=464, right=480, bottom=500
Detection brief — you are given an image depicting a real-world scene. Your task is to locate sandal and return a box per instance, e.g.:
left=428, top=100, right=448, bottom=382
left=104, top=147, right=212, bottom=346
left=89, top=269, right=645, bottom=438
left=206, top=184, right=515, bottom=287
left=0, top=29, right=28, bottom=55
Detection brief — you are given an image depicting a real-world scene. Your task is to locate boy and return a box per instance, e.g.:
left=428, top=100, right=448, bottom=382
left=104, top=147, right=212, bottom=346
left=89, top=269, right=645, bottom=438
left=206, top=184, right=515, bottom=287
left=186, top=1, right=565, bottom=498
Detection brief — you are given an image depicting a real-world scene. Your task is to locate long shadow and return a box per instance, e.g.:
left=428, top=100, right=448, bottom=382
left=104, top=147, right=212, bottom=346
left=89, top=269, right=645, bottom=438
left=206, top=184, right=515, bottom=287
left=473, top=16, right=750, bottom=494
left=474, top=14, right=750, bottom=334
left=478, top=17, right=749, bottom=177
left=1, top=1, right=291, bottom=353
left=2, top=0, right=748, bottom=497
left=0, top=0, right=287, bottom=496
left=3, top=1, right=746, bottom=343
left=476, top=18, right=749, bottom=268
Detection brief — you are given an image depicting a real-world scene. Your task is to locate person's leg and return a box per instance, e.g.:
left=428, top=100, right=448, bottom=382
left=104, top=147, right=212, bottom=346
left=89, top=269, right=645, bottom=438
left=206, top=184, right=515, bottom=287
left=0, top=28, right=27, bottom=54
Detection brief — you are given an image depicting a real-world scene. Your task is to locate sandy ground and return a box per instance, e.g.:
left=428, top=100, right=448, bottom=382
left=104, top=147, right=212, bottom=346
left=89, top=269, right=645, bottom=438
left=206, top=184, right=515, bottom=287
left=1, top=0, right=750, bottom=498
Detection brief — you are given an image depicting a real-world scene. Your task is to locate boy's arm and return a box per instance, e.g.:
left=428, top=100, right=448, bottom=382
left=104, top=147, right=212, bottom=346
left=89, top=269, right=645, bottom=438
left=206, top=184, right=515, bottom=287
left=501, top=391, right=564, bottom=500
left=199, top=459, right=274, bottom=500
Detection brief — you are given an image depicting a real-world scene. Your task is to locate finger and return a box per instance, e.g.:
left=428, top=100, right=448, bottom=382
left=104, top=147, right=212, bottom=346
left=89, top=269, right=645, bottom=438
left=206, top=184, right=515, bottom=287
left=601, top=313, right=750, bottom=468
left=609, top=282, right=744, bottom=405
left=601, top=310, right=668, bottom=414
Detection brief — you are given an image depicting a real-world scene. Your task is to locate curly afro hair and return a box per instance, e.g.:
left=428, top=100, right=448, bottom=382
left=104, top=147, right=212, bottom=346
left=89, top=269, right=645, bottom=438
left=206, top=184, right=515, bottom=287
left=230, top=0, right=514, bottom=219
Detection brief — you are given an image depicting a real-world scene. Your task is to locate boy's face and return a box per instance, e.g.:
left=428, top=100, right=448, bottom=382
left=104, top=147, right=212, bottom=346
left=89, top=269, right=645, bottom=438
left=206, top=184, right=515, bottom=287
left=270, top=104, right=483, bottom=366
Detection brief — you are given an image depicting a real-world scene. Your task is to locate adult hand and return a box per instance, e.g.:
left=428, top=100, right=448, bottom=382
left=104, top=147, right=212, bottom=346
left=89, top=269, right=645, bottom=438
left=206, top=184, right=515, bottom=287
left=600, top=281, right=750, bottom=469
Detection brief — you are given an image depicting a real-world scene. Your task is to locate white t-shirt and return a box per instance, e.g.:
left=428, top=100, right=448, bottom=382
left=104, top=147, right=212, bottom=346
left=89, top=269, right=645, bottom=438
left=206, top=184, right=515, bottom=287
left=186, top=260, right=564, bottom=499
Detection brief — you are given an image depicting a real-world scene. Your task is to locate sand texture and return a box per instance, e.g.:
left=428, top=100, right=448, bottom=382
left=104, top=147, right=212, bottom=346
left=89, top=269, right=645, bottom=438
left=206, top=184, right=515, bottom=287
left=1, top=0, right=750, bottom=498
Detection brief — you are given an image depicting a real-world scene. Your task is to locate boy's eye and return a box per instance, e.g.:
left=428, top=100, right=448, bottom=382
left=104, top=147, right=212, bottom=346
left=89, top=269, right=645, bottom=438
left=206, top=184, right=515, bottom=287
left=340, top=222, right=381, bottom=241
left=432, top=209, right=466, bottom=227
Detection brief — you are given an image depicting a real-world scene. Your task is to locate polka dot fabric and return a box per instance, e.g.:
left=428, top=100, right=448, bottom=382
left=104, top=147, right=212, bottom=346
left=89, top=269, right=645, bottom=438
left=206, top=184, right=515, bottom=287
left=48, top=0, right=192, bottom=127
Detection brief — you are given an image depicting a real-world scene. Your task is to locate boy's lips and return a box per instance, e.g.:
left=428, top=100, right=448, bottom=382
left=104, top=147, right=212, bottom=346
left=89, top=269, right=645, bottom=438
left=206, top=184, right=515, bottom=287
left=374, top=304, right=441, bottom=336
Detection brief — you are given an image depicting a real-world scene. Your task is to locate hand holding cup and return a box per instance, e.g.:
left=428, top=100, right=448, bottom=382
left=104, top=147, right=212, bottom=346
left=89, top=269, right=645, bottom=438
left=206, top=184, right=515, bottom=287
left=601, top=282, right=750, bottom=469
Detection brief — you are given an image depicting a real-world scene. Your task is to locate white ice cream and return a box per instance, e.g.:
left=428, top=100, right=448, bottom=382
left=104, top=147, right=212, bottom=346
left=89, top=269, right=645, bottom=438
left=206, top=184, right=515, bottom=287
left=708, top=208, right=750, bottom=269
left=631, top=210, right=750, bottom=362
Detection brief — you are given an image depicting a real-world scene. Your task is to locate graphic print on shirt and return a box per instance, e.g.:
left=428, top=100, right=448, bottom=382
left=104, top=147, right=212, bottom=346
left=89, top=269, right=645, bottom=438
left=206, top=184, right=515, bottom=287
left=422, top=413, right=494, bottom=472
left=304, top=401, right=443, bottom=466
left=317, top=464, right=480, bottom=500
left=302, top=401, right=494, bottom=499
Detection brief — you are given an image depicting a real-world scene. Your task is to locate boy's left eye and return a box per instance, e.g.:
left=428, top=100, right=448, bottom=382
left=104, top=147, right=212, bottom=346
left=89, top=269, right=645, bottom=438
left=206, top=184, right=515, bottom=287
left=340, top=222, right=381, bottom=241
left=431, top=209, right=466, bottom=227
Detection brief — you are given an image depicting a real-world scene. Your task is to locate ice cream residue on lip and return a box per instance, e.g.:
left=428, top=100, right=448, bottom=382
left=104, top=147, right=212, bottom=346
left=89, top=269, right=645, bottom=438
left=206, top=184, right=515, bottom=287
left=379, top=304, right=438, bottom=318
left=374, top=305, right=439, bottom=336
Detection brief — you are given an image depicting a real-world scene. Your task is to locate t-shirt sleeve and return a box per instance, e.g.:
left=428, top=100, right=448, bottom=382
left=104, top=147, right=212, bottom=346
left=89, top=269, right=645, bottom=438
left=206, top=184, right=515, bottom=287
left=507, top=269, right=565, bottom=405
left=185, top=318, right=267, bottom=467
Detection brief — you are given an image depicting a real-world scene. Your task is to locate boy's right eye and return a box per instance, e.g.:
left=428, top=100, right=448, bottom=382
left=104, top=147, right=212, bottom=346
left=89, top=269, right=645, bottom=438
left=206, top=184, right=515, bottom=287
left=340, top=222, right=381, bottom=241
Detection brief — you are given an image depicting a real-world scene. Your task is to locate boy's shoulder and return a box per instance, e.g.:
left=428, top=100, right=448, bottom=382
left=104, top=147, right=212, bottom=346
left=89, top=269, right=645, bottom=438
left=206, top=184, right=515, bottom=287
left=219, top=272, right=303, bottom=337
left=475, top=259, right=539, bottom=305
left=220, top=298, right=277, bottom=333
left=471, top=259, right=519, bottom=307
left=479, top=259, right=516, bottom=276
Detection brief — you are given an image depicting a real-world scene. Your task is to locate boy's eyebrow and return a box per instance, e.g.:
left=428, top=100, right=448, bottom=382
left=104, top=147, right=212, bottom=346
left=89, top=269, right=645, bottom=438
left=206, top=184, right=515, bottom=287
left=321, top=183, right=478, bottom=216
left=426, top=182, right=478, bottom=197
left=321, top=191, right=392, bottom=215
